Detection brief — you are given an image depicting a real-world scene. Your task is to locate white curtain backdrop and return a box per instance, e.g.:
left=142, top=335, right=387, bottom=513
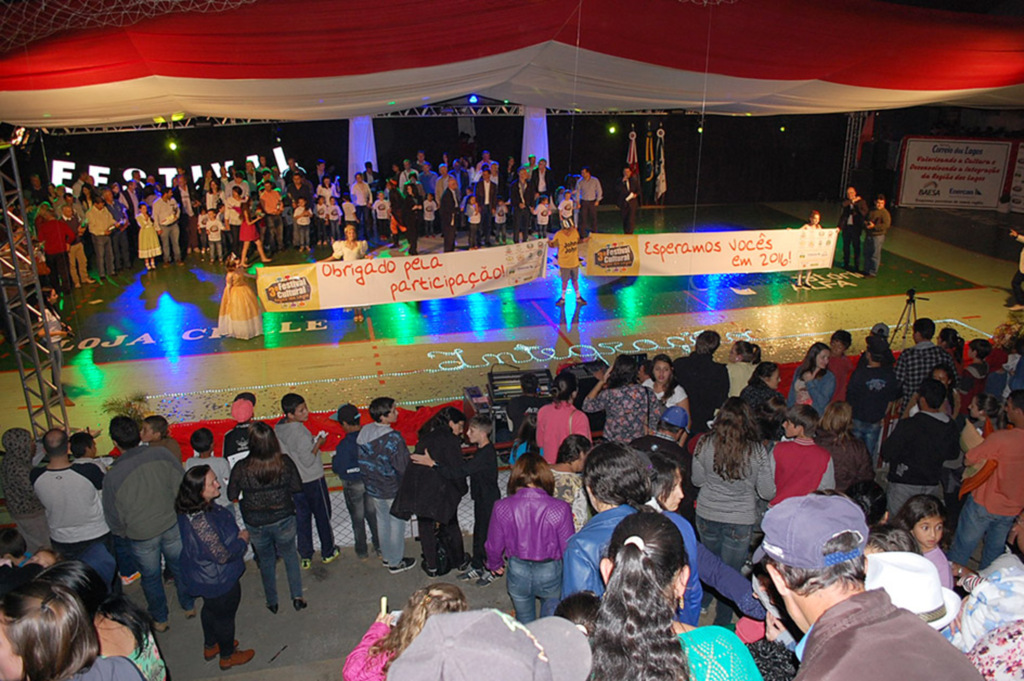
left=521, top=106, right=549, bottom=169
left=347, top=115, right=377, bottom=186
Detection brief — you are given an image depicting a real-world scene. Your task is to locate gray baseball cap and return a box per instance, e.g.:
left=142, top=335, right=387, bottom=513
left=753, top=494, right=868, bottom=569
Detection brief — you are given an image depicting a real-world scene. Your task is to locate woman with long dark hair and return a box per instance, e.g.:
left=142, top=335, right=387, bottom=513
left=176, top=466, right=253, bottom=669
left=740, top=361, right=783, bottom=414
left=641, top=353, right=689, bottom=412
left=536, top=370, right=591, bottom=464
left=786, top=341, right=835, bottom=415
left=690, top=397, right=774, bottom=627
left=591, top=512, right=760, bottom=681
left=392, top=406, right=468, bottom=577
left=583, top=354, right=665, bottom=442
left=227, top=421, right=305, bottom=614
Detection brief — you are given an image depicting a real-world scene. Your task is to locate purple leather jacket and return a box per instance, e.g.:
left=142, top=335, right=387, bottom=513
left=484, top=487, right=574, bottom=572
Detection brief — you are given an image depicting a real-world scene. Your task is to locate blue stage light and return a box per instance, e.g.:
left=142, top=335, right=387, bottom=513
left=468, top=95, right=479, bottom=104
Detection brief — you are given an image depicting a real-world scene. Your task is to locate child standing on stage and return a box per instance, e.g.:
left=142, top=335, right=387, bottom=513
left=204, top=208, right=224, bottom=263
left=315, top=196, right=329, bottom=247
left=466, top=195, right=481, bottom=250
left=795, top=209, right=823, bottom=288
left=342, top=194, right=359, bottom=239
left=532, top=195, right=551, bottom=238
left=293, top=197, right=312, bottom=252
left=136, top=203, right=162, bottom=271
left=494, top=199, right=509, bottom=244
left=239, top=202, right=272, bottom=268
left=328, top=196, right=342, bottom=242
left=549, top=212, right=584, bottom=306
left=423, top=194, right=438, bottom=237
left=558, top=190, right=576, bottom=231
left=217, top=255, right=263, bottom=340
left=372, top=191, right=390, bottom=245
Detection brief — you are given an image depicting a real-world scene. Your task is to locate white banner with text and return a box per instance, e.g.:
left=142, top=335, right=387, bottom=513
left=898, top=136, right=1012, bottom=210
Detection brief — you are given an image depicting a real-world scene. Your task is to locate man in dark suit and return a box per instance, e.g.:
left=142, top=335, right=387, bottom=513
left=475, top=168, right=497, bottom=246
left=529, top=158, right=552, bottom=198
left=838, top=185, right=869, bottom=272
left=617, top=167, right=641, bottom=234
left=509, top=167, right=535, bottom=244
left=439, top=177, right=461, bottom=252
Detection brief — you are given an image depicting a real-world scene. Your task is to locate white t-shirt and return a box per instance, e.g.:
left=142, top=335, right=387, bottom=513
left=373, top=199, right=390, bottom=220
left=535, top=203, right=551, bottom=226
left=495, top=204, right=508, bottom=224
left=559, top=199, right=575, bottom=219
left=424, top=199, right=437, bottom=220
left=342, top=201, right=357, bottom=222
left=641, top=379, right=688, bottom=408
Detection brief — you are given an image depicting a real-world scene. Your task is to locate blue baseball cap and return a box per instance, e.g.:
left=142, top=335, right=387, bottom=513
left=661, top=406, right=689, bottom=431
left=753, top=494, right=868, bottom=569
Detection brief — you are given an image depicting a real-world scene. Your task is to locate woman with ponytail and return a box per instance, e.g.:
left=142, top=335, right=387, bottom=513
left=536, top=371, right=592, bottom=464
left=591, top=512, right=761, bottom=681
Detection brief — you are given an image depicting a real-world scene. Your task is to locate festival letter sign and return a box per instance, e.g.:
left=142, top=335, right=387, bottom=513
left=898, top=137, right=1011, bottom=210
left=585, top=229, right=837, bottom=277
left=257, top=242, right=547, bottom=312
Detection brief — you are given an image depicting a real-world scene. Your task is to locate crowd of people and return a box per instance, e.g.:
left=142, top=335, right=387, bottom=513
left=0, top=314, right=1021, bottom=680
left=19, top=149, right=627, bottom=299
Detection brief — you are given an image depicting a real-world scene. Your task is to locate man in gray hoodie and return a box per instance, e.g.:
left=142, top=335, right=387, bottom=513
left=275, top=393, right=339, bottom=569
left=356, top=397, right=416, bottom=574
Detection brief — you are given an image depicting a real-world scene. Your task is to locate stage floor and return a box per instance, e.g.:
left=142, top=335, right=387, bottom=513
left=0, top=201, right=1017, bottom=432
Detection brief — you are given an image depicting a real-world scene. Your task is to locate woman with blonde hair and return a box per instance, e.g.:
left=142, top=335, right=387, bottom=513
left=815, top=401, right=874, bottom=492
left=342, top=583, right=467, bottom=681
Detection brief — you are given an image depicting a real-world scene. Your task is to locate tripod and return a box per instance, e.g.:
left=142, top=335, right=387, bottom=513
left=892, top=288, right=928, bottom=348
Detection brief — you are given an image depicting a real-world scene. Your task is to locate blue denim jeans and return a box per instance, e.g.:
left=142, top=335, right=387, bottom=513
left=696, top=516, right=753, bottom=627
left=864, top=234, right=885, bottom=276
left=949, top=494, right=1016, bottom=570
left=129, top=525, right=194, bottom=623
left=506, top=557, right=562, bottom=624
left=851, top=419, right=882, bottom=466
left=342, top=480, right=379, bottom=558
left=371, top=496, right=407, bottom=567
left=294, top=478, right=336, bottom=560
left=247, top=515, right=303, bottom=607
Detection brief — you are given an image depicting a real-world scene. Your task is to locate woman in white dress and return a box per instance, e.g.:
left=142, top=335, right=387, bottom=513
left=330, top=224, right=369, bottom=322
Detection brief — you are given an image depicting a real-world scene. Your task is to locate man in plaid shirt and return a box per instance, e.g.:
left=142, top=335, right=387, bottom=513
left=894, top=317, right=956, bottom=405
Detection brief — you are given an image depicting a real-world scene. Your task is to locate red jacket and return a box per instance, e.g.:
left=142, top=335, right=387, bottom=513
left=36, top=219, right=75, bottom=255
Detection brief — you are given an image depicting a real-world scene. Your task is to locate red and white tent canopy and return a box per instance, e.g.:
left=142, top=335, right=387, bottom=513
left=1, top=0, right=1023, bottom=127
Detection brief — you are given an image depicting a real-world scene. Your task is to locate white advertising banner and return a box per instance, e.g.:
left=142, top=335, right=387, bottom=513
left=898, top=137, right=1011, bottom=209
left=257, top=241, right=548, bottom=311
left=1011, top=142, right=1024, bottom=214
left=585, top=229, right=838, bottom=277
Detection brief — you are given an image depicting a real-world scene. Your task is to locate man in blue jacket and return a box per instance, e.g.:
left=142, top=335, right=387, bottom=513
left=561, top=442, right=765, bottom=625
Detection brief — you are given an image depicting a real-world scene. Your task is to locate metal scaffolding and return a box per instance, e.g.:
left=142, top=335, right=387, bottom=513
left=0, top=144, right=69, bottom=438
left=839, top=111, right=870, bottom=197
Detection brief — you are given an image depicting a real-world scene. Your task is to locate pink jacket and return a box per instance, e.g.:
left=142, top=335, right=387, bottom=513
left=342, top=622, right=391, bottom=681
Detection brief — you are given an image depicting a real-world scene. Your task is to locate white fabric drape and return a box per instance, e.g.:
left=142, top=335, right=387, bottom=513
left=521, top=106, right=549, bottom=169
left=347, top=116, right=377, bottom=186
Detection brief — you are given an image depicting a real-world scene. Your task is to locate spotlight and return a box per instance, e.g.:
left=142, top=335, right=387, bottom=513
left=779, top=126, right=786, bottom=132
left=608, top=125, right=617, bottom=134
left=697, top=126, right=703, bottom=134
left=468, top=94, right=479, bottom=104
left=168, top=141, right=178, bottom=151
